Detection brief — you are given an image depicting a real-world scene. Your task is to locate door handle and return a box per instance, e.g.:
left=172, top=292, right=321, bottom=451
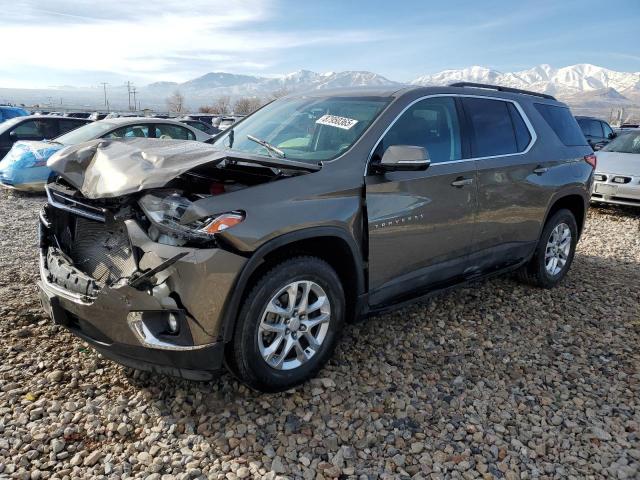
left=533, top=166, right=548, bottom=175
left=451, top=177, right=473, bottom=187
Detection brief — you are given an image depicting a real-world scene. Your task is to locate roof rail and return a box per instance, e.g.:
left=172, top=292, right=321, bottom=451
left=449, top=82, right=556, bottom=100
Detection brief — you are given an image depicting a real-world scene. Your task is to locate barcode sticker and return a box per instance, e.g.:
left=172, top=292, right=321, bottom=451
left=316, top=114, right=358, bottom=130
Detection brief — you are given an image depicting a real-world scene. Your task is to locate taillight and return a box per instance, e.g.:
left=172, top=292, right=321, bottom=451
left=584, top=154, right=597, bottom=169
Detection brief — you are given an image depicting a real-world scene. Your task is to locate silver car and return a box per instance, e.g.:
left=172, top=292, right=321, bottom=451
left=592, top=131, right=640, bottom=207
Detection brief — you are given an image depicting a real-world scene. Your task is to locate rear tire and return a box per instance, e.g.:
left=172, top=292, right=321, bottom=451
left=227, top=256, right=345, bottom=392
left=517, top=209, right=578, bottom=288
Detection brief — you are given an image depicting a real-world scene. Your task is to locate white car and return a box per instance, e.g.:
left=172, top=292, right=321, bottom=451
left=0, top=117, right=209, bottom=191
left=592, top=131, right=640, bottom=207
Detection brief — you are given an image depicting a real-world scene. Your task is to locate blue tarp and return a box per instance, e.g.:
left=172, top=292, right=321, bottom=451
left=0, top=141, right=64, bottom=190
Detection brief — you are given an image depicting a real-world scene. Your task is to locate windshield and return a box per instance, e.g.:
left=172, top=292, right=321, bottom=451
left=211, top=96, right=390, bottom=162
left=602, top=131, right=640, bottom=154
left=54, top=121, right=118, bottom=145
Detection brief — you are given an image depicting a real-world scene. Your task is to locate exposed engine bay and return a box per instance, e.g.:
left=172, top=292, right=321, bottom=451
left=40, top=138, right=318, bottom=298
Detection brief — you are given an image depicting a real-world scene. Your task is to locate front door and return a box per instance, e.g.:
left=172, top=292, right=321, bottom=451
left=365, top=96, right=477, bottom=306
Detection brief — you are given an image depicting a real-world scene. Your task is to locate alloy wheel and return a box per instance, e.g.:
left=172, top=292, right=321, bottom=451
left=257, top=280, right=331, bottom=370
left=545, top=222, right=572, bottom=276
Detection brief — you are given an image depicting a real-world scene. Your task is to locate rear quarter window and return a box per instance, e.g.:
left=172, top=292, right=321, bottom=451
left=535, top=104, right=587, bottom=146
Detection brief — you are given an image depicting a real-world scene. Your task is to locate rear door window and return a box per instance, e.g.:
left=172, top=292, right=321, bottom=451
left=463, top=98, right=527, bottom=157
left=586, top=120, right=603, bottom=138
left=535, top=104, right=587, bottom=146
left=155, top=124, right=195, bottom=140
left=104, top=125, right=153, bottom=138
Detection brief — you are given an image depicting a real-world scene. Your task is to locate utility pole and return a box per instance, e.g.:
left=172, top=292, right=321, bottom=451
left=132, top=87, right=138, bottom=113
left=125, top=81, right=134, bottom=111
left=100, top=82, right=109, bottom=108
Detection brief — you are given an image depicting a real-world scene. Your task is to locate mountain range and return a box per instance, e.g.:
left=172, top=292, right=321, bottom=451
left=1, top=64, right=638, bottom=120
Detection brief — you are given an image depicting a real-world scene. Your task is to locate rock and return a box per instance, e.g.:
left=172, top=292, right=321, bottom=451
left=411, top=442, right=424, bottom=454
left=270, top=456, right=285, bottom=474
left=591, top=427, right=612, bottom=441
left=83, top=450, right=103, bottom=467
left=50, top=439, right=65, bottom=454
left=236, top=467, right=250, bottom=478
left=46, top=370, right=64, bottom=382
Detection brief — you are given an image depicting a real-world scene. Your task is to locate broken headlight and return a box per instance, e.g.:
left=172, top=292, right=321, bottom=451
left=138, top=191, right=244, bottom=246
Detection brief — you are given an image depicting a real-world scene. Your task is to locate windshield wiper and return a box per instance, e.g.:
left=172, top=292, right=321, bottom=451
left=246, top=134, right=285, bottom=158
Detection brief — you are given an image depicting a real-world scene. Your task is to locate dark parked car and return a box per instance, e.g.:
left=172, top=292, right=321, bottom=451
left=575, top=116, right=616, bottom=150
left=38, top=83, right=594, bottom=391
left=184, top=114, right=221, bottom=125
left=64, top=112, right=92, bottom=119
left=0, top=115, right=91, bottom=159
left=179, top=118, right=220, bottom=136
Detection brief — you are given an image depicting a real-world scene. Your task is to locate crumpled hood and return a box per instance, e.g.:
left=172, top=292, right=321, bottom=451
left=0, top=140, right=64, bottom=171
left=596, top=151, right=640, bottom=176
left=47, top=138, right=228, bottom=199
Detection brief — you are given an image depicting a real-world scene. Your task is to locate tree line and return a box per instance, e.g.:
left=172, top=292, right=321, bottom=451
left=166, top=88, right=290, bottom=116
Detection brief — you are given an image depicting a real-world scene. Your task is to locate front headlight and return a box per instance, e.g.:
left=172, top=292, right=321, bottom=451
left=138, top=191, right=244, bottom=245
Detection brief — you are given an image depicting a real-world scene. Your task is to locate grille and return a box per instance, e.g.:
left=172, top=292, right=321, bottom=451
left=69, top=217, right=137, bottom=284
left=46, top=184, right=107, bottom=222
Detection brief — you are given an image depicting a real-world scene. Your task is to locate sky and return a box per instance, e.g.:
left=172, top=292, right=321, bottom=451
left=1, top=0, right=639, bottom=89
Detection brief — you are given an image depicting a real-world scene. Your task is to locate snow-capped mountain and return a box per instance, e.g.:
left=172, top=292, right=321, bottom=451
left=412, top=66, right=502, bottom=87
left=144, top=69, right=399, bottom=99
left=2, top=64, right=638, bottom=120
left=411, top=63, right=640, bottom=97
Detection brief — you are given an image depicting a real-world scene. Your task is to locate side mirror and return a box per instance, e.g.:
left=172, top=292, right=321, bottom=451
left=9, top=131, right=18, bottom=140
left=376, top=145, right=430, bottom=172
left=608, top=132, right=617, bottom=140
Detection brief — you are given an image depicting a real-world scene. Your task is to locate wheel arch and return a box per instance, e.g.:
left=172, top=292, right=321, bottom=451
left=542, top=190, right=588, bottom=239
left=220, top=227, right=365, bottom=342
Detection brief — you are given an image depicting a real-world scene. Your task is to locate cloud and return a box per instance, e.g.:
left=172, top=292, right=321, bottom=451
left=0, top=0, right=386, bottom=87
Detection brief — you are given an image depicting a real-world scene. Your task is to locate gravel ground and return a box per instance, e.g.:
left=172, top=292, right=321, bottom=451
left=0, top=189, right=638, bottom=480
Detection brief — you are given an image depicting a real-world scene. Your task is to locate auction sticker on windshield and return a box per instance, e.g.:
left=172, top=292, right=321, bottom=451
left=316, top=114, right=358, bottom=130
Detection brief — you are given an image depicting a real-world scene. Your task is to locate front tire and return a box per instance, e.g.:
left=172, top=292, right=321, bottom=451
left=228, top=256, right=345, bottom=392
left=517, top=208, right=578, bottom=288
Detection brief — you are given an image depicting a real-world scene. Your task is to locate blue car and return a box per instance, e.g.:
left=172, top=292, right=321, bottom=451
left=0, top=106, right=29, bottom=123
left=0, top=117, right=207, bottom=190
left=0, top=141, right=65, bottom=190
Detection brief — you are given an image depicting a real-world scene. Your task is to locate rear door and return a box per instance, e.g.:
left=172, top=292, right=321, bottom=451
left=461, top=96, right=541, bottom=273
left=365, top=96, right=478, bottom=306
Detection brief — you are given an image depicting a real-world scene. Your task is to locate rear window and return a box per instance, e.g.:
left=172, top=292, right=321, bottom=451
left=535, top=104, right=587, bottom=146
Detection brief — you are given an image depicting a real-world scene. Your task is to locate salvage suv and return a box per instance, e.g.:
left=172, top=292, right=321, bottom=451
left=38, top=83, right=594, bottom=392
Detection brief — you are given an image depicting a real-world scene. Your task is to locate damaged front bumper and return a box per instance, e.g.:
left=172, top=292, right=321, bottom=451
left=38, top=202, right=247, bottom=380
